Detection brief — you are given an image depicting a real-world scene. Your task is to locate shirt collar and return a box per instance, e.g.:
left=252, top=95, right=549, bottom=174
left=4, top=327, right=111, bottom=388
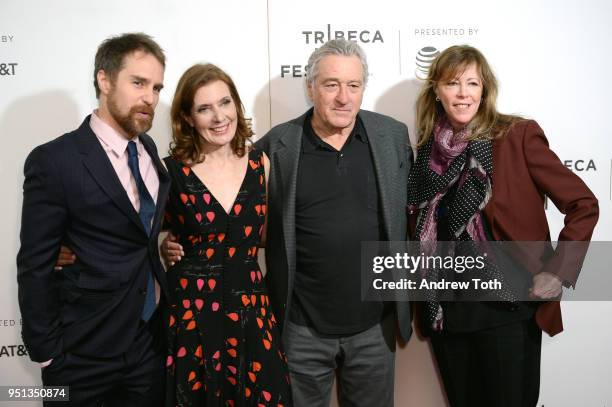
left=89, top=110, right=143, bottom=157
left=303, top=110, right=368, bottom=153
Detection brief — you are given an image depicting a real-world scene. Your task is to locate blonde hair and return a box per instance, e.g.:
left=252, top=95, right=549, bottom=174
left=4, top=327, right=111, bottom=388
left=415, top=45, right=521, bottom=146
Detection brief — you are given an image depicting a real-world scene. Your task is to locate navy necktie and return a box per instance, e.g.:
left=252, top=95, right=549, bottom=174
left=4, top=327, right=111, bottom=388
left=127, top=141, right=157, bottom=322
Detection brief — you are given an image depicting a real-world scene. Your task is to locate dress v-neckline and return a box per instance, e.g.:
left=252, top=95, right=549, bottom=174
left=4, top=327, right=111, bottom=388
left=189, top=152, right=251, bottom=216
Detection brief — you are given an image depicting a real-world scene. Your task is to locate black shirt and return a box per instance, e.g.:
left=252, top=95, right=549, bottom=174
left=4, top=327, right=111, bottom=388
left=290, top=111, right=386, bottom=335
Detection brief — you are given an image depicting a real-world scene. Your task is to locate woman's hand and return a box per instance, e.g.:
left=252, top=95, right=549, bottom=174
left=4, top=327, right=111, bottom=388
left=529, top=272, right=563, bottom=299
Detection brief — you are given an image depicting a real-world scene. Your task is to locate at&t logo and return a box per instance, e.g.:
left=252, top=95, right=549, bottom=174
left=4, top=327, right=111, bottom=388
left=415, top=47, right=439, bottom=80
left=0, top=63, right=18, bottom=76
left=0, top=344, right=28, bottom=357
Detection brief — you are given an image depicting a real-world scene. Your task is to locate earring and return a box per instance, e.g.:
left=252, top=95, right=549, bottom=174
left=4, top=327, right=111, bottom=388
left=435, top=96, right=440, bottom=102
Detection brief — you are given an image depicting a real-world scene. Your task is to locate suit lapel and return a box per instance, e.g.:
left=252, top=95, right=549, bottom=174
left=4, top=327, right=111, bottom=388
left=140, top=134, right=170, bottom=238
left=274, top=114, right=305, bottom=286
left=140, top=134, right=170, bottom=294
left=361, top=111, right=412, bottom=309
left=76, top=117, right=146, bottom=234
left=361, top=111, right=393, bottom=240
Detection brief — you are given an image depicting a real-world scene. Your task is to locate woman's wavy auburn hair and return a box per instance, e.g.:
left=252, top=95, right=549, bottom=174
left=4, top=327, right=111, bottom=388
left=415, top=45, right=521, bottom=146
left=169, top=63, right=252, bottom=164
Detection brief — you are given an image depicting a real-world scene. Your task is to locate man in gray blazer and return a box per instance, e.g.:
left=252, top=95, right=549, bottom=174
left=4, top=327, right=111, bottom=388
left=255, top=39, right=412, bottom=407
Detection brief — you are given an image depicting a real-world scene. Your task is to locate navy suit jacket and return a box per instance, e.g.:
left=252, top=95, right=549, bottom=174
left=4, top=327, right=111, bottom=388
left=17, top=115, right=170, bottom=362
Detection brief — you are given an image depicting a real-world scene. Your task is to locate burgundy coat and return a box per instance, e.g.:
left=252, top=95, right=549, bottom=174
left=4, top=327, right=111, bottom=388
left=481, top=119, right=599, bottom=336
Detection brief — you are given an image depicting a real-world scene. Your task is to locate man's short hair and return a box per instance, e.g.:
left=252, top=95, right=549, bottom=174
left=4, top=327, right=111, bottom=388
left=93, top=32, right=165, bottom=98
left=305, top=39, right=369, bottom=87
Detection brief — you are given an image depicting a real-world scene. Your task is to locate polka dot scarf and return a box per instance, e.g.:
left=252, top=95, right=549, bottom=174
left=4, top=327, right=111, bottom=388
left=407, top=116, right=516, bottom=332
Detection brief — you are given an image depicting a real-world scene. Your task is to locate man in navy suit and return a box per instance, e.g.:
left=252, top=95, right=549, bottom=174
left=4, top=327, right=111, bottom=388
left=17, top=33, right=170, bottom=406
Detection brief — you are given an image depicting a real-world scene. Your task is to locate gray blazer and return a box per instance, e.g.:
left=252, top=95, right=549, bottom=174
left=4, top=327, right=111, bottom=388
left=255, top=108, right=413, bottom=341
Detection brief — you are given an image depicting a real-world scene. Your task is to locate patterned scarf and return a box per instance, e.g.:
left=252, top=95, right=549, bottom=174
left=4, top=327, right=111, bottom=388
left=407, top=115, right=515, bottom=332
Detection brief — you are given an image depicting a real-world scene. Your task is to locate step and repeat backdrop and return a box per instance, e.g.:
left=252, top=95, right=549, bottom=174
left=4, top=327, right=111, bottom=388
left=1, top=0, right=610, bottom=405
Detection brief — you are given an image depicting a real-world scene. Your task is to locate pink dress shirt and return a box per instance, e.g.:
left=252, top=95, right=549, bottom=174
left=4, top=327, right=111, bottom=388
left=89, top=111, right=160, bottom=211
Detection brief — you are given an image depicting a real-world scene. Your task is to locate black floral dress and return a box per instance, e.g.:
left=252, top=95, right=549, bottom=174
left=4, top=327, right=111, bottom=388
left=163, top=149, right=291, bottom=407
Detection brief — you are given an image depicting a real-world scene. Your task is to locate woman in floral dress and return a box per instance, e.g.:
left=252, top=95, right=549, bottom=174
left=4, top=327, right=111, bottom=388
left=163, top=63, right=291, bottom=407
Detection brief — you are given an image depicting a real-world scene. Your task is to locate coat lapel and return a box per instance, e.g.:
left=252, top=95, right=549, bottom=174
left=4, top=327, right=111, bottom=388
left=361, top=111, right=393, bottom=240
left=361, top=111, right=412, bottom=312
left=76, top=117, right=146, bottom=235
left=140, top=134, right=170, bottom=238
left=273, top=113, right=306, bottom=287
left=140, top=134, right=170, bottom=295
left=482, top=139, right=501, bottom=239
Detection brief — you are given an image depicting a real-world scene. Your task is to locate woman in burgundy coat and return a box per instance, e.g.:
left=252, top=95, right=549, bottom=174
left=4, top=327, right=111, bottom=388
left=408, top=45, right=598, bottom=407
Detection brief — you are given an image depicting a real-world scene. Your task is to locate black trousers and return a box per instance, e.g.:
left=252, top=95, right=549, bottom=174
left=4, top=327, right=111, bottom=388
left=430, top=317, right=542, bottom=407
left=41, top=313, right=165, bottom=407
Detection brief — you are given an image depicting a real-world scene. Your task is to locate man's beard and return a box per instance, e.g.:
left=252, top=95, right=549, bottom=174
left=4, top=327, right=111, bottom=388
left=107, top=92, right=154, bottom=139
